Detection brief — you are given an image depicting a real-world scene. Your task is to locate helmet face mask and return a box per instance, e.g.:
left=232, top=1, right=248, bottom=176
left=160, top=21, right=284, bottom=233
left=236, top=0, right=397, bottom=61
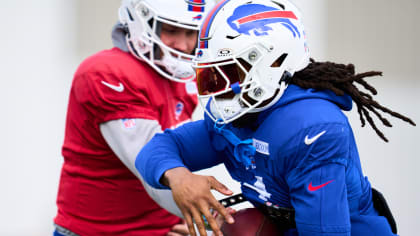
left=194, top=0, right=310, bottom=124
left=196, top=44, right=285, bottom=123
left=119, top=0, right=215, bottom=82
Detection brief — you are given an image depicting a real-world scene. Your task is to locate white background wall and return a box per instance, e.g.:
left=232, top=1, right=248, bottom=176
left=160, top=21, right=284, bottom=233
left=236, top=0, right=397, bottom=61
left=0, top=0, right=418, bottom=235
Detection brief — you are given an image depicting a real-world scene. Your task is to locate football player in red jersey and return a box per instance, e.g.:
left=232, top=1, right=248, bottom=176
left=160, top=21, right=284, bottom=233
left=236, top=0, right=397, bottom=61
left=53, top=0, right=215, bottom=235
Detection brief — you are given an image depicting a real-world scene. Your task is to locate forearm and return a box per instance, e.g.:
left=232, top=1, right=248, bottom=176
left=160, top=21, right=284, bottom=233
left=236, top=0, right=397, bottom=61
left=140, top=178, right=184, bottom=218
left=136, top=131, right=188, bottom=188
left=100, top=119, right=183, bottom=217
left=137, top=120, right=224, bottom=188
left=100, top=118, right=162, bottom=177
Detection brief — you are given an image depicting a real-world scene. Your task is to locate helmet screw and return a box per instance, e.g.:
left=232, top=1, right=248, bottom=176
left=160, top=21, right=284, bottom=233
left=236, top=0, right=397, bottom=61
left=269, top=45, right=274, bottom=51
left=141, top=7, right=149, bottom=17
left=248, top=51, right=258, bottom=61
left=253, top=88, right=263, bottom=97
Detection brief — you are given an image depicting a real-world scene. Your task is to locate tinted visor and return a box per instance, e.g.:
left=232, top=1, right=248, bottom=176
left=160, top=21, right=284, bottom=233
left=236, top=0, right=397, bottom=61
left=196, top=62, right=245, bottom=95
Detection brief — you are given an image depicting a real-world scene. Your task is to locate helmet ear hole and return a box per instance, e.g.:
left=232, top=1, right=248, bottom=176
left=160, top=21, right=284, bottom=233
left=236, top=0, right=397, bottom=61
left=279, top=71, right=292, bottom=84
left=147, top=18, right=155, bottom=28
left=237, top=58, right=252, bottom=72
left=270, top=53, right=288, bottom=68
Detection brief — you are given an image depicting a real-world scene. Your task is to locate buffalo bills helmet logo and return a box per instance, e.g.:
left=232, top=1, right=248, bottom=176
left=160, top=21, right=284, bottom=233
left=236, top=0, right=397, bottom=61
left=227, top=4, right=301, bottom=37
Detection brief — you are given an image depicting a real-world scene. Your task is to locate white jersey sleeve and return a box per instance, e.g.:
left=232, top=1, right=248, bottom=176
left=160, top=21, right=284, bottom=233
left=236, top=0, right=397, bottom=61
left=100, top=118, right=183, bottom=218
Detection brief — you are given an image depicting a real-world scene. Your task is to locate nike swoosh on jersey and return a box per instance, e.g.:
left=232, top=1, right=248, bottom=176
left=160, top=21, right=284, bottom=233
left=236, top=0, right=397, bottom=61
left=101, top=81, right=124, bottom=92
left=308, top=180, right=334, bottom=192
left=304, top=130, right=326, bottom=145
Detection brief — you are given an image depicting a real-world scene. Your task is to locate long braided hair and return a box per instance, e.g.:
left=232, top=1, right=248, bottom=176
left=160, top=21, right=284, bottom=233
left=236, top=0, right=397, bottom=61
left=292, top=58, right=416, bottom=142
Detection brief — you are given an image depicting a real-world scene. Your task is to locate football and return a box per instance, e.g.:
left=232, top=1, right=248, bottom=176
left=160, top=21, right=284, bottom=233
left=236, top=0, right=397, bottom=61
left=220, top=208, right=280, bottom=236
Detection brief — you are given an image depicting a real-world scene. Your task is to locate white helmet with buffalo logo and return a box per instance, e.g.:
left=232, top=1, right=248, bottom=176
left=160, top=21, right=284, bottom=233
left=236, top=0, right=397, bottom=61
left=194, top=0, right=309, bottom=123
left=119, top=0, right=215, bottom=82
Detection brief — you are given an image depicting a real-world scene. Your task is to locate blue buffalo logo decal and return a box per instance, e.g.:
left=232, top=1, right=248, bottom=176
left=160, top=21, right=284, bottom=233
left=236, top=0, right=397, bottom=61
left=227, top=4, right=300, bottom=37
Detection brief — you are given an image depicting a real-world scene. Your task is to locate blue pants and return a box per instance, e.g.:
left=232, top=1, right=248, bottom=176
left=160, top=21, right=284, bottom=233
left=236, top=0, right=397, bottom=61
left=53, top=230, right=65, bottom=236
left=53, top=224, right=79, bottom=236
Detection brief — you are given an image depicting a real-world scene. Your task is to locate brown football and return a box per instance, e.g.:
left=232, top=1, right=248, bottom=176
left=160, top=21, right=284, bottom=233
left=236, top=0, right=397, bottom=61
left=221, top=208, right=280, bottom=236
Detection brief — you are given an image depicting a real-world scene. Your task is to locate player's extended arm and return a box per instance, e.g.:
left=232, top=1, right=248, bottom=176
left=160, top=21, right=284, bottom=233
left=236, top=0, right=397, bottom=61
left=99, top=118, right=183, bottom=218
left=136, top=120, right=234, bottom=236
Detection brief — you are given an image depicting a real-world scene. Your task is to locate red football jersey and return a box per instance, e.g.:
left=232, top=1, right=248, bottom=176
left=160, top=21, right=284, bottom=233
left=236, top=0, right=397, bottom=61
left=55, top=48, right=198, bottom=235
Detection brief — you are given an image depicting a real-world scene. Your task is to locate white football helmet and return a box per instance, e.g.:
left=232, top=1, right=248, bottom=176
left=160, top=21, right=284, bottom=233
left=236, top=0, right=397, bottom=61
left=119, top=0, right=215, bottom=82
left=194, top=0, right=310, bottom=123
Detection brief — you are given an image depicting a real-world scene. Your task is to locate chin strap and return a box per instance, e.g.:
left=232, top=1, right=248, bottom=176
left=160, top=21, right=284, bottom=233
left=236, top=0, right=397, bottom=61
left=214, top=120, right=256, bottom=169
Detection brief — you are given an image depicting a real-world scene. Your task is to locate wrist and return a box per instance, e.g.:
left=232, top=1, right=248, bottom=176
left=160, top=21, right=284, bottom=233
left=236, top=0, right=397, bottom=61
left=161, top=167, right=191, bottom=187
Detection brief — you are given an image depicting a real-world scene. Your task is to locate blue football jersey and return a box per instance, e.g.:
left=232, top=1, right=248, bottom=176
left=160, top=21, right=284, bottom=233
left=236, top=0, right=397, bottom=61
left=137, top=85, right=396, bottom=236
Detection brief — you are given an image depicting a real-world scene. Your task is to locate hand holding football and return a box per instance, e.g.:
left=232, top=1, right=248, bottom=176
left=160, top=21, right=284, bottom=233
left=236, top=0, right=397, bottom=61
left=220, top=208, right=280, bottom=236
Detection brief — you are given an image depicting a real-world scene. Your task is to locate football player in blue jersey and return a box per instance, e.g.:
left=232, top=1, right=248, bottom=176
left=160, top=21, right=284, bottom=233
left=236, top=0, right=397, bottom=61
left=135, top=0, right=416, bottom=235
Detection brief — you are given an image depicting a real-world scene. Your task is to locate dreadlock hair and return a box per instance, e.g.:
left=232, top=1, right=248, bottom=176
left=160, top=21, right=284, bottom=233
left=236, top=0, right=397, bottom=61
left=292, top=58, right=416, bottom=142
